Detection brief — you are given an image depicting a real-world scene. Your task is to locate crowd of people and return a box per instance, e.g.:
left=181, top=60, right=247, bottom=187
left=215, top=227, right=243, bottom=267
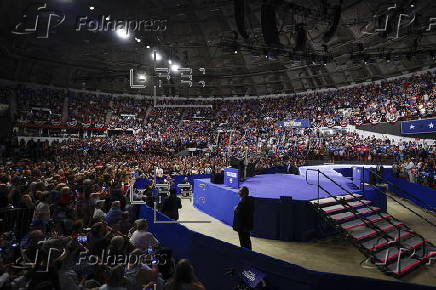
left=0, top=158, right=205, bottom=290
left=0, top=71, right=435, bottom=289
left=1, top=70, right=434, bottom=129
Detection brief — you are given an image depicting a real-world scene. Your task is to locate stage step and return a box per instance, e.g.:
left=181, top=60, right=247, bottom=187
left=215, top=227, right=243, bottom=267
left=384, top=246, right=436, bottom=276
left=347, top=219, right=404, bottom=240
left=340, top=213, right=393, bottom=230
left=322, top=200, right=371, bottom=214
left=310, top=194, right=363, bottom=206
left=374, top=236, right=427, bottom=263
left=329, top=206, right=381, bottom=221
left=361, top=229, right=414, bottom=251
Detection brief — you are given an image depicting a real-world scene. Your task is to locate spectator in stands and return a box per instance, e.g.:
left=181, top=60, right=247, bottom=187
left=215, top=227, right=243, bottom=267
left=33, top=191, right=50, bottom=222
left=93, top=200, right=107, bottom=221
left=118, top=211, right=131, bottom=235
left=124, top=248, right=165, bottom=290
left=87, top=222, right=111, bottom=255
left=164, top=259, right=205, bottom=290
left=161, top=188, right=182, bottom=221
left=129, top=219, right=159, bottom=250
left=106, top=201, right=123, bottom=226
left=99, top=264, right=128, bottom=290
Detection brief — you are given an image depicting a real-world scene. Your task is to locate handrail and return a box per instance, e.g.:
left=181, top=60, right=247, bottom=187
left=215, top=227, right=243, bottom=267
left=305, top=169, right=410, bottom=247
left=358, top=167, right=436, bottom=228
left=305, top=168, right=428, bottom=267
left=363, top=167, right=436, bottom=213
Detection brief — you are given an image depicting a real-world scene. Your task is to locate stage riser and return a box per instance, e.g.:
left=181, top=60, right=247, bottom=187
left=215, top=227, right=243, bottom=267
left=193, top=177, right=387, bottom=242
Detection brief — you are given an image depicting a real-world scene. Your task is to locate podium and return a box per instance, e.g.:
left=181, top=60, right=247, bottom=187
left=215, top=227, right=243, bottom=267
left=224, top=168, right=240, bottom=188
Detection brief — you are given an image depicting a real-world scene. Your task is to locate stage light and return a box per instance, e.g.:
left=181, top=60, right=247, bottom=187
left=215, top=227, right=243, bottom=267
left=168, top=59, right=172, bottom=64
left=116, top=28, right=130, bottom=39
left=151, top=52, right=162, bottom=61
left=146, top=45, right=151, bottom=49
left=234, top=50, right=238, bottom=54
left=135, top=37, right=141, bottom=43
left=106, top=15, right=110, bottom=20
left=171, top=64, right=180, bottom=72
left=137, top=74, right=146, bottom=81
left=89, top=6, right=95, bottom=10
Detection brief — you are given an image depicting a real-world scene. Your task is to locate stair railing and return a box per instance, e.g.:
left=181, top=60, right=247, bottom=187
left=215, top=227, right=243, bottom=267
left=305, top=169, right=407, bottom=242
left=305, top=168, right=420, bottom=266
left=356, top=167, right=436, bottom=264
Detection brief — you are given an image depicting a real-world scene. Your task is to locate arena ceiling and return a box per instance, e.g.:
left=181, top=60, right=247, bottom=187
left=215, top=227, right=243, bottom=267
left=0, top=0, right=435, bottom=97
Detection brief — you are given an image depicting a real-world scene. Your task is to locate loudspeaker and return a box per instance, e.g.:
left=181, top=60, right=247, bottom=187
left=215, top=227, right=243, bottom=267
left=295, top=23, right=306, bottom=52
left=210, top=172, right=224, bottom=184
left=234, top=0, right=249, bottom=39
left=323, top=4, right=342, bottom=43
left=261, top=2, right=280, bottom=46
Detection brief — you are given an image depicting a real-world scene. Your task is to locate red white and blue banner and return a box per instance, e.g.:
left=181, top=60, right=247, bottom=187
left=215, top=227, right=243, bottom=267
left=401, top=118, right=436, bottom=134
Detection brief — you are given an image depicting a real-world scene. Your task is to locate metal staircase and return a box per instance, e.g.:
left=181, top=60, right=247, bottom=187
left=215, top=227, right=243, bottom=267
left=305, top=169, right=436, bottom=277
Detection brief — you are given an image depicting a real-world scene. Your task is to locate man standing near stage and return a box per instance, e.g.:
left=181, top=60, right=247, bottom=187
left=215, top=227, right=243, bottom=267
left=232, top=186, right=254, bottom=250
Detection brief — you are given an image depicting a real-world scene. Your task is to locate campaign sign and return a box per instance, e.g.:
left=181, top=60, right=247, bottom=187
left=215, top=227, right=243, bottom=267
left=277, top=119, right=311, bottom=128
left=240, top=267, right=266, bottom=288
left=224, top=168, right=240, bottom=188
left=401, top=118, right=436, bottom=134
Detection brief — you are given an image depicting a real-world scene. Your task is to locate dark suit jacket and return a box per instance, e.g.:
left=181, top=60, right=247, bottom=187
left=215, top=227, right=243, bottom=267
left=232, top=195, right=254, bottom=232
left=162, top=195, right=182, bottom=220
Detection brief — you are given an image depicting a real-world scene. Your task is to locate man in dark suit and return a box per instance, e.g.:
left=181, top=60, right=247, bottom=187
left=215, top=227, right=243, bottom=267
left=162, top=187, right=182, bottom=220
left=232, top=186, right=254, bottom=250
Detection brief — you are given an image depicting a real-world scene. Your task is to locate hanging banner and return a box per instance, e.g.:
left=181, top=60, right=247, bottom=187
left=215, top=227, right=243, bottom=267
left=401, top=118, right=436, bottom=134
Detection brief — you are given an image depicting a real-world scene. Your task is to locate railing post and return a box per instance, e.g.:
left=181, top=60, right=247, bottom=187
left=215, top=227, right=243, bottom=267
left=317, top=170, right=320, bottom=206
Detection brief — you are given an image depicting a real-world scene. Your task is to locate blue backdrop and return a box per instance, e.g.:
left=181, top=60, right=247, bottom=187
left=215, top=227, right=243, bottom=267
left=401, top=118, right=436, bottom=134
left=351, top=168, right=436, bottom=211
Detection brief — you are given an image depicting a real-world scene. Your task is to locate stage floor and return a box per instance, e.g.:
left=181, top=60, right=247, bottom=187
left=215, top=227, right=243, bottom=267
left=197, top=167, right=359, bottom=201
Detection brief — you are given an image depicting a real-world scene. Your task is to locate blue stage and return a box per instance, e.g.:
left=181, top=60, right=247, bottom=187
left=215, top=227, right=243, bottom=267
left=193, top=165, right=388, bottom=241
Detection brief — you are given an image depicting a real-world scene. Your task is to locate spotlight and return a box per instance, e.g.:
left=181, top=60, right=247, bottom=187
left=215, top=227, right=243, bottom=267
left=386, top=54, right=391, bottom=63
left=105, top=15, right=110, bottom=20
left=146, top=45, right=151, bottom=49
left=234, top=50, right=238, bottom=54
left=89, top=6, right=95, bottom=10
left=151, top=52, right=162, bottom=61
left=134, top=37, right=141, bottom=43
left=116, top=28, right=130, bottom=39
left=168, top=59, right=172, bottom=65
left=171, top=64, right=180, bottom=72
left=137, top=74, right=146, bottom=81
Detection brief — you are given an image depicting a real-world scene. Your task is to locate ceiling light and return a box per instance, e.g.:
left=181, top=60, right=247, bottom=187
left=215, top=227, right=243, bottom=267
left=151, top=52, right=162, bottom=61
left=116, top=28, right=130, bottom=39
left=234, top=50, right=238, bottom=54
left=89, top=6, right=95, bottom=10
left=146, top=45, right=151, bottom=49
left=171, top=64, right=180, bottom=72
left=137, top=74, right=146, bottom=81
left=168, top=59, right=172, bottom=65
